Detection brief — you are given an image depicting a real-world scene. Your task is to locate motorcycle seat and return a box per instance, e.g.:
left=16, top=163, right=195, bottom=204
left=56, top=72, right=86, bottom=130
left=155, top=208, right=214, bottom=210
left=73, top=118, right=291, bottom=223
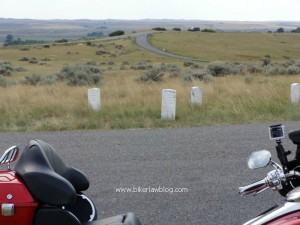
left=83, top=212, right=141, bottom=225
left=289, top=129, right=300, bottom=145
left=15, top=139, right=89, bottom=205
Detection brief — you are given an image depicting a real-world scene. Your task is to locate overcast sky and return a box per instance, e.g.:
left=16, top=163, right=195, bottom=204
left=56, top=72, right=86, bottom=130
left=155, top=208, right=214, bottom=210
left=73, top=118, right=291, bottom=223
left=1, top=0, right=299, bottom=21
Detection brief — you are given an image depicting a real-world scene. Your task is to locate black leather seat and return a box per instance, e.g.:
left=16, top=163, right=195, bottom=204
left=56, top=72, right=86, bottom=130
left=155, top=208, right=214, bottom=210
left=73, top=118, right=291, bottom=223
left=289, top=129, right=300, bottom=145
left=15, top=140, right=142, bottom=225
left=15, top=139, right=89, bottom=205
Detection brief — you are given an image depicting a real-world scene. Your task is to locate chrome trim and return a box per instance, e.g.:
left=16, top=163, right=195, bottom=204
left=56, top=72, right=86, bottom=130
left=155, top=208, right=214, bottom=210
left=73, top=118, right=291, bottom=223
left=239, top=179, right=268, bottom=196
left=1, top=203, right=14, bottom=216
left=79, top=194, right=96, bottom=222
left=287, top=187, right=300, bottom=202
left=243, top=202, right=300, bottom=225
left=0, top=146, right=19, bottom=169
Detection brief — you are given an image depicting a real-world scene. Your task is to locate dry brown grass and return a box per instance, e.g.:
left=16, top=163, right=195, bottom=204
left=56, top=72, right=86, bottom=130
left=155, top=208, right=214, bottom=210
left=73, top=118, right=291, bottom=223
left=150, top=32, right=300, bottom=62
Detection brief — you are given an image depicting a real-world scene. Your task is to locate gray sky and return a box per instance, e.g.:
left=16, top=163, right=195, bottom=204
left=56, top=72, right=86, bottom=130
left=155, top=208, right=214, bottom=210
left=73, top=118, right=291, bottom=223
left=1, top=0, right=299, bottom=21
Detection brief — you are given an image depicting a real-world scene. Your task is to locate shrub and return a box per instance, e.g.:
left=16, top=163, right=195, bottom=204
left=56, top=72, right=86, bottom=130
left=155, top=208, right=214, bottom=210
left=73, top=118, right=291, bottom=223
left=0, top=75, right=16, bottom=87
left=202, top=29, right=216, bottom=33
left=183, top=61, right=203, bottom=69
left=261, top=57, right=271, bottom=66
left=160, top=63, right=181, bottom=77
left=15, top=67, right=26, bottom=72
left=173, top=28, right=181, bottom=31
left=96, top=50, right=110, bottom=55
left=41, top=58, right=51, bottom=62
left=131, top=61, right=153, bottom=70
left=207, top=61, right=242, bottom=76
left=24, top=74, right=41, bottom=86
left=0, top=61, right=13, bottom=76
left=244, top=75, right=254, bottom=84
left=20, top=47, right=30, bottom=51
left=86, top=61, right=97, bottom=66
left=247, top=64, right=262, bottom=74
left=55, top=39, right=68, bottom=43
left=183, top=69, right=213, bottom=82
left=19, top=57, right=30, bottom=61
left=109, top=30, right=125, bottom=37
left=183, top=61, right=194, bottom=67
left=265, top=62, right=300, bottom=76
left=137, top=67, right=164, bottom=82
left=40, top=75, right=58, bottom=85
left=57, top=64, right=103, bottom=86
left=28, top=57, right=38, bottom=64
left=152, top=27, right=167, bottom=31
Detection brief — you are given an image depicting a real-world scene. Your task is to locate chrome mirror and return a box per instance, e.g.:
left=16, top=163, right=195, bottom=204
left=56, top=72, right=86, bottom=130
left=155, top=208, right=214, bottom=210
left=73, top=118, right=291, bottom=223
left=247, top=150, right=271, bottom=169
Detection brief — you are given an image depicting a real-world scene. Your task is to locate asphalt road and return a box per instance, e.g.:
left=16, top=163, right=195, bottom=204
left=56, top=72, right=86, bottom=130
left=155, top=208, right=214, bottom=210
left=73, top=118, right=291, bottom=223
left=2, top=122, right=300, bottom=225
left=98, top=31, right=209, bottom=62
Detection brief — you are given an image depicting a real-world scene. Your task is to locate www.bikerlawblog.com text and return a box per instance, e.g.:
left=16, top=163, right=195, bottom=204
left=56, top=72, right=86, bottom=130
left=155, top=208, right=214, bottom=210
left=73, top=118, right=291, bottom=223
left=115, top=186, right=189, bottom=194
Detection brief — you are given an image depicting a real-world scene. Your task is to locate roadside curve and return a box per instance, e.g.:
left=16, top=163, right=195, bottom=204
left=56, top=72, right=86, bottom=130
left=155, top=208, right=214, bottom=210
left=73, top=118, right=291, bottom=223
left=97, top=31, right=210, bottom=62
left=134, top=31, right=210, bottom=62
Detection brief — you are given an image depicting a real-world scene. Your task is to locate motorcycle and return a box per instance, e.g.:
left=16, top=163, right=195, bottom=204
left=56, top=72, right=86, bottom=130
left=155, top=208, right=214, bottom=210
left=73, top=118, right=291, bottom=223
left=240, top=124, right=300, bottom=225
left=0, top=139, right=141, bottom=225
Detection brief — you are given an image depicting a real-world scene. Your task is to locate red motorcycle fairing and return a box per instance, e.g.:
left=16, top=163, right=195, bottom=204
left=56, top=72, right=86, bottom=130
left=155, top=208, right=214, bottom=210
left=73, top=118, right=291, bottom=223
left=267, top=211, right=300, bottom=225
left=0, top=170, right=38, bottom=225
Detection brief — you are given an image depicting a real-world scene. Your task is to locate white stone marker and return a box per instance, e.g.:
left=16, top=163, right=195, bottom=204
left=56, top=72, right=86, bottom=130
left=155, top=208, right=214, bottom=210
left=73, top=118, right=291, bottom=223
left=88, top=88, right=101, bottom=111
left=191, top=86, right=203, bottom=106
left=161, top=89, right=176, bottom=120
left=291, top=83, right=300, bottom=104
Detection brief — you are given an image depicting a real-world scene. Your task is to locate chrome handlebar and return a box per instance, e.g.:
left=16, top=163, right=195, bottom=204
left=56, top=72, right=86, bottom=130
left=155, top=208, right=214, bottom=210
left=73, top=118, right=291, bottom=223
left=239, top=178, right=269, bottom=196
left=239, top=170, right=300, bottom=196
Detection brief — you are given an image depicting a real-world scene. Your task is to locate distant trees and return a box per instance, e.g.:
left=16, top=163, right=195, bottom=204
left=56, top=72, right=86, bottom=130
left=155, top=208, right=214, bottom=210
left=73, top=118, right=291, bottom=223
left=202, top=28, right=216, bottom=33
left=87, top=31, right=104, bottom=37
left=3, top=34, right=46, bottom=46
left=109, top=30, right=125, bottom=37
left=277, top=27, right=284, bottom=33
left=152, top=27, right=167, bottom=31
left=291, top=27, right=300, bottom=33
left=5, top=34, right=14, bottom=45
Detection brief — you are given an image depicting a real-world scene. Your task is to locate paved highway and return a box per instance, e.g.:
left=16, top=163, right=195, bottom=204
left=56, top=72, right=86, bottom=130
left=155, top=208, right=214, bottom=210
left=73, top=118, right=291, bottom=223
left=2, top=122, right=300, bottom=224
left=98, top=31, right=209, bottom=62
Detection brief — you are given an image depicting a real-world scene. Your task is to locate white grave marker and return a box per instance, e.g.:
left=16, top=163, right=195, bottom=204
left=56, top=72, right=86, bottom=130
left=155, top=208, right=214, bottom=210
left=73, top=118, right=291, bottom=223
left=291, top=83, right=300, bottom=104
left=161, top=89, right=176, bottom=120
left=88, top=88, right=101, bottom=111
left=191, top=86, right=203, bottom=106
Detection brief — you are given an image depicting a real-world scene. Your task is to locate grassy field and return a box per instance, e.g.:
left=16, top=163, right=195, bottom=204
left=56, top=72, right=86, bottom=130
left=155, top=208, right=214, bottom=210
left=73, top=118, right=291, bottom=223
left=0, top=32, right=300, bottom=131
left=150, top=32, right=300, bottom=62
